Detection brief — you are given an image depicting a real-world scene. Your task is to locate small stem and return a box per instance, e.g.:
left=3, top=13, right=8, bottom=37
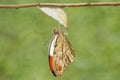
left=0, top=2, right=120, bottom=8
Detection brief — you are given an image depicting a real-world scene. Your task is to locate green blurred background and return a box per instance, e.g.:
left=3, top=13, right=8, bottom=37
left=0, top=0, right=120, bottom=80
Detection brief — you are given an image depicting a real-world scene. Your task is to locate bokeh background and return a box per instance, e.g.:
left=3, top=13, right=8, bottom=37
left=0, top=0, right=120, bottom=80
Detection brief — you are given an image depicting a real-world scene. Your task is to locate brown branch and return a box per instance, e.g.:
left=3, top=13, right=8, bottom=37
left=0, top=2, right=120, bottom=8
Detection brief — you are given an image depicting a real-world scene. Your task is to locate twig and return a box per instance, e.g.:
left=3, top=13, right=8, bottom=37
left=0, top=2, right=120, bottom=8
